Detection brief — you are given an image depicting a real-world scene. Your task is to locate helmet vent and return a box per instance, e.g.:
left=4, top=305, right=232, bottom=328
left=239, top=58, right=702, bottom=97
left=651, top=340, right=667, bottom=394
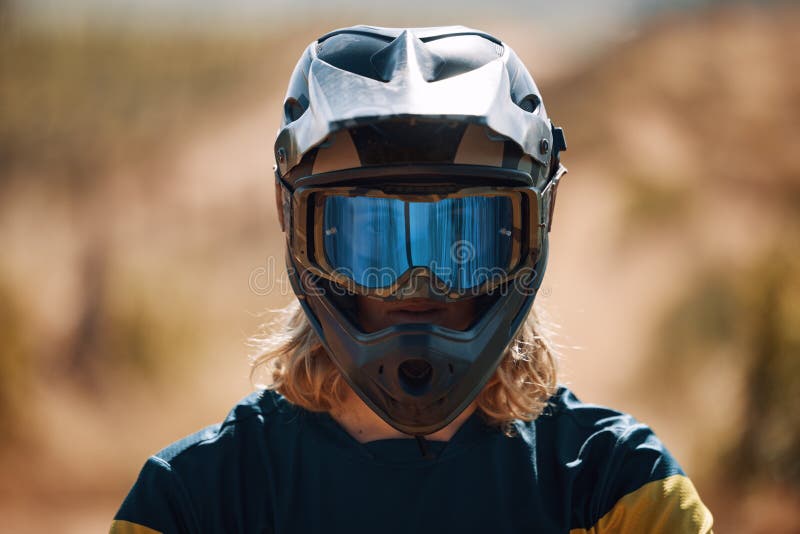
left=316, top=28, right=505, bottom=84
left=519, top=94, right=541, bottom=113
left=370, top=30, right=445, bottom=83
left=284, top=97, right=308, bottom=123
left=398, top=359, right=434, bottom=396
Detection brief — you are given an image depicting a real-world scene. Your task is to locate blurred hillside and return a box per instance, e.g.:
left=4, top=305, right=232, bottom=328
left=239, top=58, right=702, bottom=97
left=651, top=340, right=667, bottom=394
left=542, top=6, right=800, bottom=532
left=1, top=4, right=798, bottom=532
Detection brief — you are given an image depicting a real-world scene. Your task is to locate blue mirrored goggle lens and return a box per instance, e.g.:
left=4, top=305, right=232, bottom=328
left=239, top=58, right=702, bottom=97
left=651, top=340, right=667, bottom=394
left=322, top=194, right=514, bottom=290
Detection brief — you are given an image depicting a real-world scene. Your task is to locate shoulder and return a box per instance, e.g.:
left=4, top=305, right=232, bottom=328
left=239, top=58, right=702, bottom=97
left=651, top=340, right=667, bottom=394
left=537, top=386, right=655, bottom=435
left=534, top=387, right=681, bottom=476
left=154, top=388, right=289, bottom=466
left=112, top=389, right=300, bottom=533
left=518, top=387, right=713, bottom=533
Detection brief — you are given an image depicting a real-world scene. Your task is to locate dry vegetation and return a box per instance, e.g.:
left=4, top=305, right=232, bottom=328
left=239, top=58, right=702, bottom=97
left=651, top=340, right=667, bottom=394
left=542, top=7, right=800, bottom=530
left=0, top=31, right=282, bottom=189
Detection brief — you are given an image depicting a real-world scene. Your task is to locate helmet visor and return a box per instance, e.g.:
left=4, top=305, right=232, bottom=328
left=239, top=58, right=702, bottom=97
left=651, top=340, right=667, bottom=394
left=320, top=191, right=521, bottom=291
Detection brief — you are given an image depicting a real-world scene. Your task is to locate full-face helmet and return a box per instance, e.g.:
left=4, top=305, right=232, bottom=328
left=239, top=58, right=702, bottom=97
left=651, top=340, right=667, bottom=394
left=274, top=25, right=567, bottom=435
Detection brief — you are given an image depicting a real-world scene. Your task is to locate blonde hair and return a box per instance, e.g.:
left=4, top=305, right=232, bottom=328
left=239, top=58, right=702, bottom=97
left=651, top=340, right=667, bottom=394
left=249, top=300, right=559, bottom=433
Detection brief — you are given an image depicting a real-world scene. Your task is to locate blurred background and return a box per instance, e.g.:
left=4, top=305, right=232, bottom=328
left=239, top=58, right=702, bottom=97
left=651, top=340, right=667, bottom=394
left=1, top=0, right=798, bottom=531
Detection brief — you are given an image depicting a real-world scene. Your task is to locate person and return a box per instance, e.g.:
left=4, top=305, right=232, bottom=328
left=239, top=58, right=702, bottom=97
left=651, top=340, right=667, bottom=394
left=110, top=25, right=714, bottom=533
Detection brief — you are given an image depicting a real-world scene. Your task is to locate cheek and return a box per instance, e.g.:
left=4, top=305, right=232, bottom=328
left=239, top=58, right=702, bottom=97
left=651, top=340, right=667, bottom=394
left=450, top=299, right=477, bottom=330
left=355, top=296, right=384, bottom=332
left=355, top=296, right=380, bottom=317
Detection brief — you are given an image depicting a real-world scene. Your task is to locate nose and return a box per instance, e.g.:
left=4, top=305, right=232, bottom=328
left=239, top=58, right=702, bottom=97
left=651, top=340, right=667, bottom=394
left=392, top=268, right=442, bottom=300
left=398, top=358, right=434, bottom=396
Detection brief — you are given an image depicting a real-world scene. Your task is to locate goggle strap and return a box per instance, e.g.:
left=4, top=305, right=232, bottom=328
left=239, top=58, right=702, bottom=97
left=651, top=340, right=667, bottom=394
left=543, top=164, right=567, bottom=233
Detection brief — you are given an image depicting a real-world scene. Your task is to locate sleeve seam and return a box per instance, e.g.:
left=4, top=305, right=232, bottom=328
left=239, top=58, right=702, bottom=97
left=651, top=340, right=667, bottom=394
left=149, top=456, right=201, bottom=532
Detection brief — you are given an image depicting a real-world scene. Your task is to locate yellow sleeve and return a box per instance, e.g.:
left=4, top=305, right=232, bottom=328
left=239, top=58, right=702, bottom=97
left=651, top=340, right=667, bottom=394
left=570, top=474, right=714, bottom=534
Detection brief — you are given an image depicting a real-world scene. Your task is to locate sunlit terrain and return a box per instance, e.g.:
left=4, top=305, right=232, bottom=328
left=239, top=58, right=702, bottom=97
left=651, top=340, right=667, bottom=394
left=1, top=3, right=798, bottom=532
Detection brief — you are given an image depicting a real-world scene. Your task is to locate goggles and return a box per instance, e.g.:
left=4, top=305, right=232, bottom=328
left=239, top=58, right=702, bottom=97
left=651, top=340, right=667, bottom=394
left=282, top=166, right=565, bottom=299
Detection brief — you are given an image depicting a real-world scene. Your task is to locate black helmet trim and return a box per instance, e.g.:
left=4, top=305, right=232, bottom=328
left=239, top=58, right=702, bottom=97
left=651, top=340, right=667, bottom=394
left=308, top=123, right=517, bottom=177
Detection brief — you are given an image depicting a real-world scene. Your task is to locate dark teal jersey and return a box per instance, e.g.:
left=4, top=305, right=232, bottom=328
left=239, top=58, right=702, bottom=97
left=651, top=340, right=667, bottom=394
left=110, top=387, right=713, bottom=533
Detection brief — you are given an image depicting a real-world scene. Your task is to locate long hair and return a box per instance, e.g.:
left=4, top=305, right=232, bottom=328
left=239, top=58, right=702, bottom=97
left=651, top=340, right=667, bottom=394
left=249, top=300, right=559, bottom=433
